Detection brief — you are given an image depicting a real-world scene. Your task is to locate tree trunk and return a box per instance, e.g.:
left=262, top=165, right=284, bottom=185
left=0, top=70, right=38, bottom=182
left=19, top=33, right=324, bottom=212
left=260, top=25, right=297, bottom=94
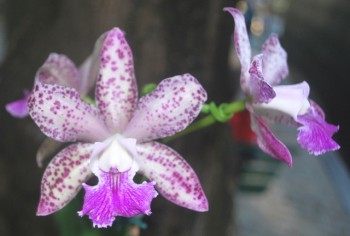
left=0, top=0, right=238, bottom=235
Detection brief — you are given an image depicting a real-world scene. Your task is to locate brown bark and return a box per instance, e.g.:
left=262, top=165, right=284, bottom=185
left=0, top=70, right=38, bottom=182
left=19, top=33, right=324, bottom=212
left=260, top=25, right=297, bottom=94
left=0, top=0, right=238, bottom=235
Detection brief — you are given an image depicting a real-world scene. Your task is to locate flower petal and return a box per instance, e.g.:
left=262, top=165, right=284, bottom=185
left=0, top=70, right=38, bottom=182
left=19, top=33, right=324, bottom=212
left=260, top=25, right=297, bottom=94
left=78, top=168, right=157, bottom=228
left=249, top=54, right=276, bottom=104
left=252, top=81, right=310, bottom=124
left=37, top=143, right=93, bottom=216
left=91, top=134, right=136, bottom=173
left=297, top=105, right=340, bottom=155
left=262, top=34, right=289, bottom=86
left=36, top=53, right=80, bottom=90
left=309, top=99, right=325, bottom=118
left=5, top=89, right=30, bottom=118
left=28, top=82, right=110, bottom=142
left=78, top=31, right=107, bottom=95
left=136, top=141, right=208, bottom=212
left=96, top=28, right=138, bottom=132
left=123, top=74, right=207, bottom=142
left=250, top=111, right=292, bottom=166
left=224, top=7, right=252, bottom=93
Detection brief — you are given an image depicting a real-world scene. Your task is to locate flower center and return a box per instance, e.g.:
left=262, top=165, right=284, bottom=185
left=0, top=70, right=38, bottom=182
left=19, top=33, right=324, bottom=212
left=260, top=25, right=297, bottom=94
left=92, top=134, right=138, bottom=174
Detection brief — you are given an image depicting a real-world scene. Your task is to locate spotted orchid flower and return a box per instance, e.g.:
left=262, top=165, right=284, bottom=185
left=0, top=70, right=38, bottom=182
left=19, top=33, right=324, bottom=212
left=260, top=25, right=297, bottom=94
left=225, top=7, right=340, bottom=166
left=28, top=28, right=208, bottom=228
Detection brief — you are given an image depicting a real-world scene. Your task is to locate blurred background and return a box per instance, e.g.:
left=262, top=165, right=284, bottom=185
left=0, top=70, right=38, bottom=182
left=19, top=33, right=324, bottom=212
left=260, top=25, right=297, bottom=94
left=0, top=0, right=349, bottom=235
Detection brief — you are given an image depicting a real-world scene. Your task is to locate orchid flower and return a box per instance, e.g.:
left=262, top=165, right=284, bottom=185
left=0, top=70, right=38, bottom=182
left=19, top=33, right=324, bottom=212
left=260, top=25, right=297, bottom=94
left=28, top=28, right=208, bottom=228
left=224, top=7, right=340, bottom=166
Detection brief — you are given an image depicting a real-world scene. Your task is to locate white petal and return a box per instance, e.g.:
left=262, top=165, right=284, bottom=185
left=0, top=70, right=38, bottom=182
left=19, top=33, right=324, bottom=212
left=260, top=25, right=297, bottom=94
left=96, top=28, right=138, bottom=132
left=37, top=143, right=93, bottom=216
left=28, top=81, right=110, bottom=142
left=136, top=141, right=208, bottom=212
left=224, top=7, right=252, bottom=93
left=253, top=81, right=310, bottom=122
left=123, top=74, right=207, bottom=142
left=261, top=34, right=289, bottom=86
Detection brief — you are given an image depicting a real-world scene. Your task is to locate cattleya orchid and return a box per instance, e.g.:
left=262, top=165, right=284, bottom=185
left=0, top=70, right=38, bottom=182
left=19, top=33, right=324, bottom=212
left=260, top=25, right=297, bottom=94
left=225, top=7, right=340, bottom=166
left=28, top=28, right=208, bottom=228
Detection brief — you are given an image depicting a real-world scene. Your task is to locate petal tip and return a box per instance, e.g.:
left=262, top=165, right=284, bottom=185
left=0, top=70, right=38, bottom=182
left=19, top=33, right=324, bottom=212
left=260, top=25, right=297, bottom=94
left=36, top=199, right=57, bottom=216
left=5, top=90, right=30, bottom=118
left=285, top=159, right=293, bottom=168
left=223, top=7, right=230, bottom=12
left=223, top=7, right=244, bottom=21
left=106, top=27, right=126, bottom=42
left=196, top=198, right=209, bottom=212
left=223, top=7, right=239, bottom=14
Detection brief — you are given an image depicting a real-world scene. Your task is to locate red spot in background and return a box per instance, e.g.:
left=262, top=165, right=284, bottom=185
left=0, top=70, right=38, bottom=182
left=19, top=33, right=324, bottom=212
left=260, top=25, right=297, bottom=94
left=228, top=110, right=256, bottom=144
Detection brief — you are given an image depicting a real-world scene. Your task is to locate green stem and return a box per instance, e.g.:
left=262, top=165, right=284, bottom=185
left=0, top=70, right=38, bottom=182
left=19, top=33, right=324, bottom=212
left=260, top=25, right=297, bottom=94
left=222, top=99, right=246, bottom=114
left=164, top=99, right=246, bottom=142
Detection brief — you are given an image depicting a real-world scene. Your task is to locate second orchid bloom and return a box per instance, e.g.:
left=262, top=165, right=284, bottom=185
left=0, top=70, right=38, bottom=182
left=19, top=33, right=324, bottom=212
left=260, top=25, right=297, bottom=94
left=28, top=28, right=208, bottom=228
left=225, top=7, right=340, bottom=166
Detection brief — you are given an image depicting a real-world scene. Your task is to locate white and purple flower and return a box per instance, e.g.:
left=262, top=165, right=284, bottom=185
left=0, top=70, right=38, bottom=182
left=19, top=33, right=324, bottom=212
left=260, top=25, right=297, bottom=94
left=28, top=28, right=208, bottom=228
left=225, top=7, right=340, bottom=166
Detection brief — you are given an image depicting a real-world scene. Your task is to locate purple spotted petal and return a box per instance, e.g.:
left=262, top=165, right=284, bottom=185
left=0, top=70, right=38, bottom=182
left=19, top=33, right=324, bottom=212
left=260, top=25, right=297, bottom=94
left=37, top=143, right=93, bottom=216
left=250, top=110, right=292, bottom=166
left=297, top=105, right=340, bottom=155
left=224, top=7, right=252, bottom=93
left=261, top=34, right=289, bottom=86
left=28, top=82, right=110, bottom=142
left=123, top=74, right=207, bottom=142
left=78, top=31, right=107, bottom=95
left=136, top=141, right=208, bottom=212
left=5, top=89, right=30, bottom=118
left=249, top=54, right=275, bottom=104
left=36, top=53, right=80, bottom=90
left=252, top=82, right=310, bottom=125
left=96, top=28, right=138, bottom=132
left=78, top=168, right=157, bottom=228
